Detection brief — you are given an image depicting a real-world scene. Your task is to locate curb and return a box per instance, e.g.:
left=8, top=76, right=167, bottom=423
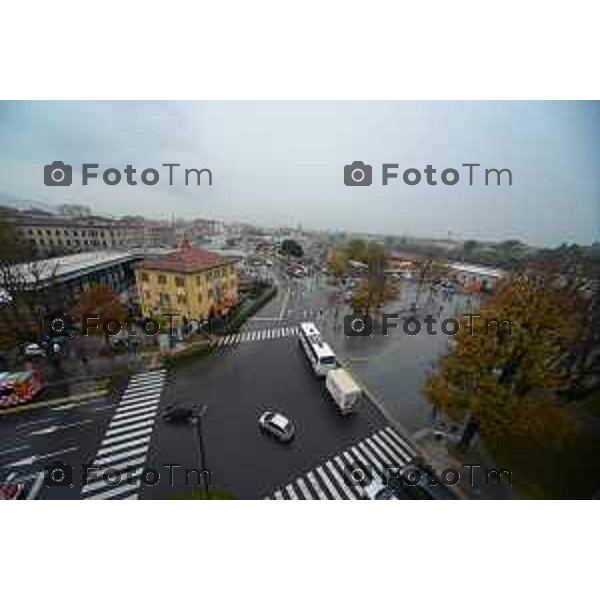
left=0, top=388, right=108, bottom=416
left=339, top=361, right=419, bottom=455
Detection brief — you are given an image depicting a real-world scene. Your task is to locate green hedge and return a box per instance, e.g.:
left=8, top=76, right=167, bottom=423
left=164, top=339, right=211, bottom=366
left=225, top=285, right=277, bottom=333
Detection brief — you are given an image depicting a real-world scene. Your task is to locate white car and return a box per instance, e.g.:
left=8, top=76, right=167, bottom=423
left=23, top=343, right=46, bottom=357
left=258, top=411, right=295, bottom=443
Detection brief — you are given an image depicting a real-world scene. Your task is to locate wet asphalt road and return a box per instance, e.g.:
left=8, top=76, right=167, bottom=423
left=144, top=336, right=388, bottom=499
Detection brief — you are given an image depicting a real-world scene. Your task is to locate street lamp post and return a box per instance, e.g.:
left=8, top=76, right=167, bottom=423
left=191, top=404, right=210, bottom=499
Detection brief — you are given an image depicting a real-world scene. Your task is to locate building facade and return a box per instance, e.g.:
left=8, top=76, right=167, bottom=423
left=134, top=241, right=238, bottom=321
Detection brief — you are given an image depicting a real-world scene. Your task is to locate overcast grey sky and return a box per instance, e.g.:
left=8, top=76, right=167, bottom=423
left=0, top=101, right=598, bottom=247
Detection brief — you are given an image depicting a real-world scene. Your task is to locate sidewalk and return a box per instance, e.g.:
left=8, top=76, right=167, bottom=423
left=413, top=428, right=516, bottom=499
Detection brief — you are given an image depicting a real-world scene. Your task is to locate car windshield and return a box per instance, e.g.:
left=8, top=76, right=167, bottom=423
left=270, top=414, right=289, bottom=430
left=320, top=356, right=335, bottom=365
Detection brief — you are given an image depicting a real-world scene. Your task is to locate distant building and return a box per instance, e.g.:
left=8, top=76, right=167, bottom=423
left=385, top=251, right=420, bottom=272
left=1, top=250, right=167, bottom=316
left=9, top=210, right=178, bottom=255
left=134, top=241, right=238, bottom=321
left=448, top=262, right=506, bottom=291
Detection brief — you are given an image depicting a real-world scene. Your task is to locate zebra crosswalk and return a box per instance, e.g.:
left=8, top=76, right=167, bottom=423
left=80, top=368, right=167, bottom=500
left=264, top=426, right=416, bottom=500
left=211, top=326, right=299, bottom=349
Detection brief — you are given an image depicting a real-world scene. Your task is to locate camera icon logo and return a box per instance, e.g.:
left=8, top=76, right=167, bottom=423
left=343, top=462, right=373, bottom=489
left=344, top=161, right=372, bottom=186
left=44, top=161, right=73, bottom=186
left=44, top=461, right=74, bottom=487
left=344, top=313, right=373, bottom=337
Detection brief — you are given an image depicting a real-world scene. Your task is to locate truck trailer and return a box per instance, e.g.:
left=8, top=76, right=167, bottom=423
left=325, top=368, right=361, bottom=415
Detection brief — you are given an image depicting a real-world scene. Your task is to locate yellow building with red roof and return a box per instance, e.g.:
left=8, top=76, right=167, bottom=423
left=134, top=240, right=238, bottom=321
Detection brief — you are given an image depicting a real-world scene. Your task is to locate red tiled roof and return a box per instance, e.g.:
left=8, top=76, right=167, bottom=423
left=137, top=246, right=235, bottom=274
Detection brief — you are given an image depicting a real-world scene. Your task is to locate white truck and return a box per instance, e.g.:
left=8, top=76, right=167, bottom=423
left=325, top=368, right=362, bottom=415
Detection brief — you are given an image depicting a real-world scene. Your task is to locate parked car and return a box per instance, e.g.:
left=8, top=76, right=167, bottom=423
left=258, top=411, right=295, bottom=443
left=22, top=342, right=46, bottom=357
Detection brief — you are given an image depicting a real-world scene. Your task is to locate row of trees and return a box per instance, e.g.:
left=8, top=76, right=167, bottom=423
left=425, top=256, right=600, bottom=446
left=327, top=239, right=399, bottom=313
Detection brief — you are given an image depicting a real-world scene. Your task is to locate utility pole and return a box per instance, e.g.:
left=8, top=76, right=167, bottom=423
left=191, top=404, right=210, bottom=499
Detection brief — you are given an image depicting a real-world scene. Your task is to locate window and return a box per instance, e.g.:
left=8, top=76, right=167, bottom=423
left=141, top=272, right=149, bottom=282
left=196, top=275, right=203, bottom=285
left=177, top=294, right=187, bottom=305
left=175, top=276, right=185, bottom=287
left=208, top=289, right=214, bottom=299
left=145, top=291, right=150, bottom=299
left=158, top=275, right=167, bottom=284
left=197, top=293, right=203, bottom=303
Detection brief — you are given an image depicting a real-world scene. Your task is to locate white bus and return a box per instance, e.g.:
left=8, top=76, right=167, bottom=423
left=298, top=322, right=337, bottom=376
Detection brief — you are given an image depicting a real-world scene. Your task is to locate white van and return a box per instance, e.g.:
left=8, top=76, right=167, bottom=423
left=325, top=368, right=361, bottom=415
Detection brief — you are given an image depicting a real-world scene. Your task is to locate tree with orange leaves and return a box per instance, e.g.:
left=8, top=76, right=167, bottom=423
left=72, top=283, right=128, bottom=335
left=424, top=274, right=580, bottom=447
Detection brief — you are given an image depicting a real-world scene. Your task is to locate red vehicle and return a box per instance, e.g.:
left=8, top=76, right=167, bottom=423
left=0, top=482, right=25, bottom=500
left=0, top=370, right=44, bottom=409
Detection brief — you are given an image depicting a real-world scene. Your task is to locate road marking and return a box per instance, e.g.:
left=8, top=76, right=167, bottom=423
left=278, top=287, right=291, bottom=320
left=380, top=429, right=413, bottom=463
left=83, top=467, right=144, bottom=494
left=105, top=419, right=155, bottom=437
left=333, top=456, right=361, bottom=499
left=0, top=389, right=107, bottom=416
left=81, top=369, right=166, bottom=499
left=306, top=471, right=327, bottom=499
left=85, top=456, right=147, bottom=482
left=261, top=427, right=416, bottom=500
left=120, top=392, right=161, bottom=406
left=316, top=466, right=342, bottom=499
left=94, top=444, right=149, bottom=467
left=100, top=427, right=154, bottom=447
left=109, top=411, right=158, bottom=427
left=26, top=472, right=45, bottom=500
left=295, top=478, right=314, bottom=500
left=0, top=444, right=29, bottom=457
left=28, top=419, right=92, bottom=437
left=16, top=417, right=55, bottom=430
left=83, top=479, right=141, bottom=500
left=51, top=403, right=77, bottom=411
left=96, top=435, right=151, bottom=457
left=285, top=484, right=298, bottom=499
left=116, top=397, right=160, bottom=413
left=112, top=404, right=159, bottom=421
left=385, top=427, right=416, bottom=458
left=3, top=445, right=78, bottom=469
